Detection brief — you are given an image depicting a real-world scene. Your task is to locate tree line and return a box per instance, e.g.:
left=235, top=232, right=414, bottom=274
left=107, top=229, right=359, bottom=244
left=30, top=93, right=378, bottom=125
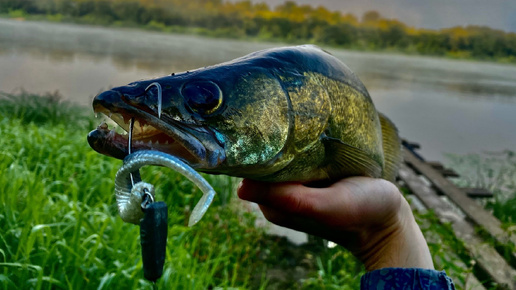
left=2, top=0, right=516, bottom=61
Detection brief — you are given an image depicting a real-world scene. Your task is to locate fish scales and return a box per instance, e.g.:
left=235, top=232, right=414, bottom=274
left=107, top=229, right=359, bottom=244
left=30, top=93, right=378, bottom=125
left=223, top=75, right=289, bottom=167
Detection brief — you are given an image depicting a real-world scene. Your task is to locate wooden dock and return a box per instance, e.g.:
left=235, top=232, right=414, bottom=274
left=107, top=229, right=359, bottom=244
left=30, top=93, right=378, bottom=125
left=399, top=140, right=516, bottom=289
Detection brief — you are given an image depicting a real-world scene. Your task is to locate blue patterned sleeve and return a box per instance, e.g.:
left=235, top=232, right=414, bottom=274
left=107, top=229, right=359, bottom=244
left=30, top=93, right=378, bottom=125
left=360, top=268, right=456, bottom=289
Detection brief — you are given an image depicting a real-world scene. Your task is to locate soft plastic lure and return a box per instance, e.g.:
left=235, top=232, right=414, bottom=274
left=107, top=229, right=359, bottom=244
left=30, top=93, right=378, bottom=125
left=114, top=150, right=216, bottom=226
left=114, top=118, right=215, bottom=226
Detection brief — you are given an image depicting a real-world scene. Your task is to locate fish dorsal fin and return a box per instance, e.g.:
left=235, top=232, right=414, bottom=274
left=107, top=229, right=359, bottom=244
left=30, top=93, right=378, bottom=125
left=322, top=136, right=382, bottom=180
left=378, top=113, right=402, bottom=182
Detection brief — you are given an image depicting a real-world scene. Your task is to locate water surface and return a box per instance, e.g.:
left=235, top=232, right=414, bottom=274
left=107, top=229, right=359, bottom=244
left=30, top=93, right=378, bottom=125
left=1, top=19, right=515, bottom=162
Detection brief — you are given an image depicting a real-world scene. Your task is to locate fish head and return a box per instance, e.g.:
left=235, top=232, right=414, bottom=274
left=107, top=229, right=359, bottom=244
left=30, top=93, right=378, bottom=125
left=88, top=58, right=292, bottom=176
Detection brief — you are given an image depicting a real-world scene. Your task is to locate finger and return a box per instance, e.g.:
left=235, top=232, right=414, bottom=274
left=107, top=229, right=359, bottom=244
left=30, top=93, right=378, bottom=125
left=258, top=204, right=355, bottom=245
left=329, top=177, right=402, bottom=225
left=238, top=177, right=401, bottom=229
left=258, top=204, right=321, bottom=234
left=236, top=178, right=270, bottom=202
left=237, top=178, right=308, bottom=204
left=237, top=179, right=321, bottom=216
left=256, top=177, right=399, bottom=229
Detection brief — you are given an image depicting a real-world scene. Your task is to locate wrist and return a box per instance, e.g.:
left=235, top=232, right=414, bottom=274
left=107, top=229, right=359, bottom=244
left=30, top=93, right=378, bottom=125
left=358, top=197, right=434, bottom=271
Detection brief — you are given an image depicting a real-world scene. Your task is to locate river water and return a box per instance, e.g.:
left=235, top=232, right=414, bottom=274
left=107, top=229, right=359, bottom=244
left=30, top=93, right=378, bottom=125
left=1, top=19, right=515, bottom=162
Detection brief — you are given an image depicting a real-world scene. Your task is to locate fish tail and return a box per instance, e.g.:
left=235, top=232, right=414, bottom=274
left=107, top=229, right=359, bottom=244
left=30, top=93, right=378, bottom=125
left=379, top=113, right=403, bottom=182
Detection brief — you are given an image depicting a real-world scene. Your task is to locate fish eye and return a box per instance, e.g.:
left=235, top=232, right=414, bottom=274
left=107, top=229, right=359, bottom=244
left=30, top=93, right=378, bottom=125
left=181, top=81, right=222, bottom=115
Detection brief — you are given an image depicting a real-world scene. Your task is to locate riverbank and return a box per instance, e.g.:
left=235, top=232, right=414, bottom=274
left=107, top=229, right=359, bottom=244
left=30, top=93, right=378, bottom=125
left=0, top=91, right=350, bottom=288
left=2, top=3, right=516, bottom=66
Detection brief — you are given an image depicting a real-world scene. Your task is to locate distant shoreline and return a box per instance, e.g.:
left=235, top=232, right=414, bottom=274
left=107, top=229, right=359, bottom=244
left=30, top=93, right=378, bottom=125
left=1, top=0, right=515, bottom=66
left=4, top=16, right=516, bottom=69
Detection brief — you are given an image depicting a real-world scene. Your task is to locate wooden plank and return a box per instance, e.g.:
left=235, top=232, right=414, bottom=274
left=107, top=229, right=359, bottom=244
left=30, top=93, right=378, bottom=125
left=427, top=161, right=445, bottom=170
left=401, top=139, right=425, bottom=160
left=461, top=187, right=494, bottom=198
left=403, top=149, right=516, bottom=248
left=401, top=139, right=421, bottom=149
left=437, top=168, right=460, bottom=178
left=399, top=163, right=516, bottom=289
left=426, top=161, right=460, bottom=178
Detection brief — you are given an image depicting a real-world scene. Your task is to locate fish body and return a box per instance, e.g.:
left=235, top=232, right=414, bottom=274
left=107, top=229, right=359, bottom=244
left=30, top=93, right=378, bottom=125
left=88, top=45, right=401, bottom=183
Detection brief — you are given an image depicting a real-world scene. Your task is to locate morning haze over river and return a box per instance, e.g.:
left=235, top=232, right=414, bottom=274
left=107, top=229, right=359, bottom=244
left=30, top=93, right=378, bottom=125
left=1, top=19, right=515, bottom=162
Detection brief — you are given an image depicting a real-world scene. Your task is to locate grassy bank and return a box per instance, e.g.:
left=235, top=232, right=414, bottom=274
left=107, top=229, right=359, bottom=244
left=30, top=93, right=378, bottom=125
left=446, top=152, right=516, bottom=225
left=0, top=92, right=513, bottom=289
left=0, top=92, right=269, bottom=289
left=0, top=92, right=363, bottom=289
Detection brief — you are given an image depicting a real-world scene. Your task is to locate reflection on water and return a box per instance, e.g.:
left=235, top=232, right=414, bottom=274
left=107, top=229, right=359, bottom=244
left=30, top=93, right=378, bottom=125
left=361, top=70, right=516, bottom=99
left=331, top=50, right=516, bottom=100
left=0, top=19, right=284, bottom=105
left=1, top=19, right=515, bottom=161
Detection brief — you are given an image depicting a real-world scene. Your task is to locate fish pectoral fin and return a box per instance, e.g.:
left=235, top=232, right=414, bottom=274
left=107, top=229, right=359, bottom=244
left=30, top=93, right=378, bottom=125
left=322, top=137, right=382, bottom=180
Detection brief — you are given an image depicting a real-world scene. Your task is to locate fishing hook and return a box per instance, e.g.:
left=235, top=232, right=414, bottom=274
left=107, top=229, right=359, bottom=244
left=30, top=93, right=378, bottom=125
left=145, top=82, right=162, bottom=119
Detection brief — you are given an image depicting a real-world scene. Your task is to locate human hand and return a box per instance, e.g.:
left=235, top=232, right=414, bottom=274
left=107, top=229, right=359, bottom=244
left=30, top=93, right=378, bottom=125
left=237, top=177, right=434, bottom=271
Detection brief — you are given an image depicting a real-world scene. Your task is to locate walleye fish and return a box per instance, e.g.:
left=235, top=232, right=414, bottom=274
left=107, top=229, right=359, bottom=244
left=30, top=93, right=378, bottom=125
left=88, top=45, right=401, bottom=183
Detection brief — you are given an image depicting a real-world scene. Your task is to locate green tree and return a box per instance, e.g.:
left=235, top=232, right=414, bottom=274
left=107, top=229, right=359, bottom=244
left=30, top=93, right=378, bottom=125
left=362, top=10, right=380, bottom=24
left=316, top=23, right=357, bottom=46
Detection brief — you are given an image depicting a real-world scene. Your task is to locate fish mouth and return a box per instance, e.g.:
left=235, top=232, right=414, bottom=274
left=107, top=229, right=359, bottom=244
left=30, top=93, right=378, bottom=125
left=87, top=89, right=224, bottom=169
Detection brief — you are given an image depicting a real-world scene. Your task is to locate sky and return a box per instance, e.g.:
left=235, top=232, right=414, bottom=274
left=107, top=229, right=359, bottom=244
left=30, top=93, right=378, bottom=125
left=235, top=0, right=516, bottom=33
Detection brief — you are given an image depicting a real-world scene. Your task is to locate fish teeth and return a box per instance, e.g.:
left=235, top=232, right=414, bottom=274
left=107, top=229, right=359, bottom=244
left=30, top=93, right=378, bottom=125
left=98, top=122, right=108, bottom=130
left=122, top=114, right=131, bottom=124
left=141, top=124, right=151, bottom=133
left=132, top=120, right=139, bottom=131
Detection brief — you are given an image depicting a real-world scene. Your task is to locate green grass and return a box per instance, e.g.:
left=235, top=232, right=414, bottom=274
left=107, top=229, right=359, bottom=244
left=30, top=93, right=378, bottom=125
left=446, top=151, right=516, bottom=224
left=0, top=92, right=359, bottom=289
left=1, top=92, right=513, bottom=289
left=0, top=92, right=270, bottom=289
